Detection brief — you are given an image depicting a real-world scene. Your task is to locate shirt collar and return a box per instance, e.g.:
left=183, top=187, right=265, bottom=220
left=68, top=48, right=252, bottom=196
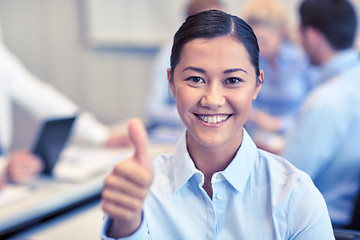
left=171, top=129, right=258, bottom=194
left=172, top=132, right=201, bottom=192
left=319, top=48, right=359, bottom=85
left=222, top=129, right=258, bottom=193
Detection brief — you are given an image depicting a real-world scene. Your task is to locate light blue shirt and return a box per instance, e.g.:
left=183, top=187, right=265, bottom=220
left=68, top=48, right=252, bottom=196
left=102, top=130, right=334, bottom=239
left=251, top=41, right=312, bottom=133
left=283, top=49, right=360, bottom=226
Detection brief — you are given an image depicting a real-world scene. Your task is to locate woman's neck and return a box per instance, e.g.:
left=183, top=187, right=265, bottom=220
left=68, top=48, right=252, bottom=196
left=191, top=146, right=235, bottom=175
left=186, top=135, right=241, bottom=198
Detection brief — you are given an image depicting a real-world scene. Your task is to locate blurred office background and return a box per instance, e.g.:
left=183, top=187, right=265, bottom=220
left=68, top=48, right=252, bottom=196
left=0, top=0, right=359, bottom=150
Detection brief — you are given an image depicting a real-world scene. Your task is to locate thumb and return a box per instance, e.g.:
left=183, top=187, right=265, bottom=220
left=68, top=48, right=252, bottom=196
left=128, top=118, right=151, bottom=169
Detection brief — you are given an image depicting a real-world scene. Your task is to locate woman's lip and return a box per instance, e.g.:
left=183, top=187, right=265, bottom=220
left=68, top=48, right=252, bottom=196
left=193, top=113, right=232, bottom=125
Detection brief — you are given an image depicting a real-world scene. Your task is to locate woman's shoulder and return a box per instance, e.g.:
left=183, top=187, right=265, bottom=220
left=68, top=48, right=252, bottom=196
left=256, top=149, right=314, bottom=187
left=256, top=149, right=326, bottom=212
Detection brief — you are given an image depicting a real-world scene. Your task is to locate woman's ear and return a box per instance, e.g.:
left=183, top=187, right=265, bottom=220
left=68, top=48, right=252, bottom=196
left=252, top=70, right=263, bottom=100
left=167, top=68, right=176, bottom=98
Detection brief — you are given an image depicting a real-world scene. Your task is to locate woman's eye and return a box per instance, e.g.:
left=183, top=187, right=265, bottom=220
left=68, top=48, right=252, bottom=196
left=225, top=78, right=241, bottom=85
left=187, top=76, right=204, bottom=83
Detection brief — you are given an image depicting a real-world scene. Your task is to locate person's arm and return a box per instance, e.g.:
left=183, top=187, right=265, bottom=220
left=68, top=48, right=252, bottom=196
left=0, top=43, right=78, bottom=120
left=0, top=43, right=129, bottom=147
left=71, top=112, right=110, bottom=146
left=282, top=93, right=346, bottom=178
left=247, top=108, right=282, bottom=133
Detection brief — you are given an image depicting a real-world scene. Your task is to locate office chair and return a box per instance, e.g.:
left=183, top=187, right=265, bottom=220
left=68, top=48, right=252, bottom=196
left=334, top=184, right=360, bottom=239
left=334, top=228, right=360, bottom=240
left=348, top=186, right=360, bottom=230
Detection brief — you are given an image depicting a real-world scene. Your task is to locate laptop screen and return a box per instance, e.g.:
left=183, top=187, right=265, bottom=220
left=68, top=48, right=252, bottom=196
left=32, top=116, right=76, bottom=175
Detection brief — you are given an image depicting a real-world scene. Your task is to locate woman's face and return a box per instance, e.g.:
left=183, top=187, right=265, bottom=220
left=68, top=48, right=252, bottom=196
left=168, top=36, right=263, bottom=150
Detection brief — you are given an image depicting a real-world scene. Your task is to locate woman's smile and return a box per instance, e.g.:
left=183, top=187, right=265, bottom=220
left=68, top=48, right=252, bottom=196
left=193, top=113, right=232, bottom=126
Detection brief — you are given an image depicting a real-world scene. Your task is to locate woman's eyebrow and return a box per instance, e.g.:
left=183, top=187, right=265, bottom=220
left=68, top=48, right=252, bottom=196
left=182, top=66, right=206, bottom=73
left=223, top=68, right=248, bottom=74
left=182, top=67, right=248, bottom=74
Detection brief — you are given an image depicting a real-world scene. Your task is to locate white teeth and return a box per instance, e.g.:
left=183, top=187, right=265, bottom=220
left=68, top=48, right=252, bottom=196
left=198, top=115, right=228, bottom=123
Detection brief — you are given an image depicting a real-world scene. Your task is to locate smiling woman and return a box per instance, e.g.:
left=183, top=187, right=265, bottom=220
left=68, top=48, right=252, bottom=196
left=101, top=10, right=335, bottom=239
left=168, top=36, right=262, bottom=183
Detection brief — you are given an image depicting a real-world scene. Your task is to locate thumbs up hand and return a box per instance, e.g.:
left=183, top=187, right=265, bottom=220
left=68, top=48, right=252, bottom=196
left=128, top=118, right=152, bottom=170
left=102, top=119, right=153, bottom=238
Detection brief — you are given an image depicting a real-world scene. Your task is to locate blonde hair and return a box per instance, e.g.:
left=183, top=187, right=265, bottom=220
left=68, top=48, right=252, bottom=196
left=242, top=0, right=287, bottom=25
left=242, top=0, right=290, bottom=39
left=186, top=0, right=223, bottom=17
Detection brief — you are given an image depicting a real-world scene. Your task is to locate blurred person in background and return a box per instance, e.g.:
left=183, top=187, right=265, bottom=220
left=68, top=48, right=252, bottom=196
left=145, top=0, right=224, bottom=130
left=0, top=21, right=130, bottom=186
left=242, top=0, right=312, bottom=153
left=283, top=0, right=360, bottom=228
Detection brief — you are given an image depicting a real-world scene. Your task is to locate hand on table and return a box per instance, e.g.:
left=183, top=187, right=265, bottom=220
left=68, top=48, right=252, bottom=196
left=248, top=109, right=281, bottom=132
left=102, top=118, right=153, bottom=238
left=0, top=178, right=5, bottom=190
left=6, top=150, right=44, bottom=184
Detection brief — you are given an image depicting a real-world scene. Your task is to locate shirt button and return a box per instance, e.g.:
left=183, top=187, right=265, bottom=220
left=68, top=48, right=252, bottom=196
left=216, top=194, right=222, bottom=200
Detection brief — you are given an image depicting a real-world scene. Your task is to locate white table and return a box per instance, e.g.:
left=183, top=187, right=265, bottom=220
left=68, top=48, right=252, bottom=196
left=12, top=199, right=104, bottom=240
left=0, top=171, right=107, bottom=237
left=0, top=142, right=175, bottom=238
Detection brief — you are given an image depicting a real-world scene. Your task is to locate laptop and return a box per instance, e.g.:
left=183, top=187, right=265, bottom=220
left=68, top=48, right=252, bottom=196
left=32, top=116, right=76, bottom=175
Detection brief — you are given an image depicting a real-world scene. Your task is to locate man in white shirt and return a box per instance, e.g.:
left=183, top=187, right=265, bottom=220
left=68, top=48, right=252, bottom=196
left=0, top=25, right=130, bottom=186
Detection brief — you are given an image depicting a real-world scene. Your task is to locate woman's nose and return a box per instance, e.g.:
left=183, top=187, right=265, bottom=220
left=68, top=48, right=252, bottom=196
left=200, top=84, right=225, bottom=109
